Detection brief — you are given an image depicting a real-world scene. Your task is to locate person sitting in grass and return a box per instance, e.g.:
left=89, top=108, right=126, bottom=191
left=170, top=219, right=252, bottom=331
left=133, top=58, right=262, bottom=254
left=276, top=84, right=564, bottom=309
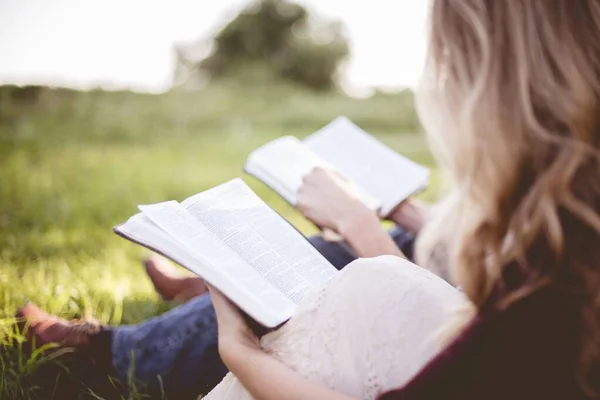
left=18, top=197, right=429, bottom=399
left=20, top=0, right=600, bottom=398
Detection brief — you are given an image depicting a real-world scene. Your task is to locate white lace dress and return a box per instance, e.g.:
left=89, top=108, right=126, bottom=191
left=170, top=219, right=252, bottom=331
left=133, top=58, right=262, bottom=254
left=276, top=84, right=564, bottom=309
left=205, top=255, right=466, bottom=399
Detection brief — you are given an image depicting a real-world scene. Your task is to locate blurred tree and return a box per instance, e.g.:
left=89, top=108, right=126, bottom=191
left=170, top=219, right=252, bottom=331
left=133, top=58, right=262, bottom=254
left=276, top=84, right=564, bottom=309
left=173, top=0, right=349, bottom=90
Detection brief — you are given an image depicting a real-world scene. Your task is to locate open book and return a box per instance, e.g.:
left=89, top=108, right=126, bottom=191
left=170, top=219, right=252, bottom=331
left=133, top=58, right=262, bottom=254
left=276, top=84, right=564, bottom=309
left=245, top=116, right=430, bottom=216
left=114, top=179, right=338, bottom=328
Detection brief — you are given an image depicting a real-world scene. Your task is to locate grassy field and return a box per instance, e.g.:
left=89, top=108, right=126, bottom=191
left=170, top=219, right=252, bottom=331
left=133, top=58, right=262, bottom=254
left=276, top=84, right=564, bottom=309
left=0, top=82, right=439, bottom=399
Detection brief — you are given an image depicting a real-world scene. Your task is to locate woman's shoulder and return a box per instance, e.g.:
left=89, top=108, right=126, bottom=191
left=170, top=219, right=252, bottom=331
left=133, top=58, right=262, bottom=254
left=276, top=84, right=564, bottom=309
left=332, top=255, right=467, bottom=320
left=343, top=255, right=439, bottom=279
left=342, top=255, right=462, bottom=296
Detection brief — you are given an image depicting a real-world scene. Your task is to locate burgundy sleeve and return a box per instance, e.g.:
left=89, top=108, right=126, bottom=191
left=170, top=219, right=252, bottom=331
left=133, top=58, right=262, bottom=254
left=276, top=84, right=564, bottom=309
left=377, top=288, right=578, bottom=400
left=377, top=314, right=495, bottom=399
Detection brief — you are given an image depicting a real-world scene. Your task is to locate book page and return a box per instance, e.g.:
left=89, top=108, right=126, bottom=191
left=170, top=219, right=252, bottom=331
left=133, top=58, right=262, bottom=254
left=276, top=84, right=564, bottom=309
left=138, top=201, right=297, bottom=328
left=304, top=116, right=430, bottom=216
left=245, top=136, right=380, bottom=210
left=116, top=213, right=192, bottom=259
left=114, top=213, right=270, bottom=317
left=245, top=136, right=329, bottom=204
left=180, top=179, right=338, bottom=300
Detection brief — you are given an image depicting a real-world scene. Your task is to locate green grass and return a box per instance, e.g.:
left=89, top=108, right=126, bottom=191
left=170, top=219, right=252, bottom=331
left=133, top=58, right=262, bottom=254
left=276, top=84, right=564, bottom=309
left=0, top=82, right=438, bottom=399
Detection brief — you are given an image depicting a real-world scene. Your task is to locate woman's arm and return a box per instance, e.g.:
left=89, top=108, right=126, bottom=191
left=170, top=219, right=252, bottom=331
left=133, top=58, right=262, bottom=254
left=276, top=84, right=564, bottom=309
left=222, top=341, right=357, bottom=400
left=297, top=167, right=405, bottom=259
left=386, top=198, right=430, bottom=234
left=208, top=285, right=357, bottom=400
left=336, top=205, right=405, bottom=259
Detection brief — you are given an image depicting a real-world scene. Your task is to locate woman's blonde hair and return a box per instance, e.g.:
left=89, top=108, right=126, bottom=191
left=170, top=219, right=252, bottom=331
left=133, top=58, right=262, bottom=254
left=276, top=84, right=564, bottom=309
left=416, top=0, right=600, bottom=393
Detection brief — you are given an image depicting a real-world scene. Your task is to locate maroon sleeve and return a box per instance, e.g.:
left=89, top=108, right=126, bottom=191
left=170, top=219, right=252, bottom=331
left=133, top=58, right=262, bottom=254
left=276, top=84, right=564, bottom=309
left=378, top=313, right=494, bottom=399
left=377, top=288, right=579, bottom=400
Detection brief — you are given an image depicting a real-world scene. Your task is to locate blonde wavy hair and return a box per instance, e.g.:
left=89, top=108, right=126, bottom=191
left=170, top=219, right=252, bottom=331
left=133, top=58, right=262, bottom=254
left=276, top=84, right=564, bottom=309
left=415, top=0, right=600, bottom=393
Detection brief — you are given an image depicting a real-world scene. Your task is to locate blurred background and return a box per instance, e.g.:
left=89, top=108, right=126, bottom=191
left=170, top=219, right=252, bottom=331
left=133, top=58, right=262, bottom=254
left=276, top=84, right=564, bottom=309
left=0, top=0, right=437, bottom=398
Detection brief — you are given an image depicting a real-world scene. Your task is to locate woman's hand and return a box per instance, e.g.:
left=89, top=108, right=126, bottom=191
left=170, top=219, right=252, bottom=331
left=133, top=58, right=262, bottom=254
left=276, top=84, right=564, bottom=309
left=208, top=282, right=357, bottom=400
left=208, top=284, right=260, bottom=367
left=298, top=167, right=405, bottom=259
left=297, top=167, right=375, bottom=234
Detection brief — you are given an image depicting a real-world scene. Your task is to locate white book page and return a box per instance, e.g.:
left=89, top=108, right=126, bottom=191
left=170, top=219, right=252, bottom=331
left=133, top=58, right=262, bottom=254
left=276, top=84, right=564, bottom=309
left=114, top=213, right=282, bottom=324
left=245, top=136, right=329, bottom=204
left=245, top=136, right=380, bottom=210
left=138, top=201, right=295, bottom=328
left=181, top=179, right=338, bottom=299
left=115, top=213, right=279, bottom=326
left=116, top=213, right=194, bottom=259
left=304, top=116, right=430, bottom=216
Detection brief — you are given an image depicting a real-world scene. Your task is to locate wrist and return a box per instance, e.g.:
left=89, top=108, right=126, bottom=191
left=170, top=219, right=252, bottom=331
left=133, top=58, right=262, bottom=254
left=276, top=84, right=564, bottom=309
left=219, top=336, right=260, bottom=368
left=336, top=204, right=380, bottom=240
left=389, top=199, right=428, bottom=233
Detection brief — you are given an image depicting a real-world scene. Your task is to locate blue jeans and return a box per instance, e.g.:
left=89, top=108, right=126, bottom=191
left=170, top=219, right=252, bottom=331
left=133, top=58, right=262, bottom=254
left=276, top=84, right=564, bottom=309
left=111, top=228, right=416, bottom=398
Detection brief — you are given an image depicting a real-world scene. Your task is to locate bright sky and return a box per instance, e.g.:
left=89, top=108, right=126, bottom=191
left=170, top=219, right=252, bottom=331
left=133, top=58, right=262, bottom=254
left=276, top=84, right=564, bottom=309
left=0, top=0, right=429, bottom=93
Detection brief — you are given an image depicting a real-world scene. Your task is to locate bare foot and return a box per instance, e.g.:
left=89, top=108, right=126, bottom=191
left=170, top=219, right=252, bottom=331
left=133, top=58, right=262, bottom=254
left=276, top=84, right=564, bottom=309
left=143, top=254, right=208, bottom=302
left=16, top=303, right=101, bottom=348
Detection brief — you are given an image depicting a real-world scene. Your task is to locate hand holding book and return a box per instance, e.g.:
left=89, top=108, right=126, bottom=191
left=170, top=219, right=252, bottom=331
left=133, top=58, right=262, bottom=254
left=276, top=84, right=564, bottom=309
left=206, top=283, right=261, bottom=360
left=297, top=167, right=376, bottom=234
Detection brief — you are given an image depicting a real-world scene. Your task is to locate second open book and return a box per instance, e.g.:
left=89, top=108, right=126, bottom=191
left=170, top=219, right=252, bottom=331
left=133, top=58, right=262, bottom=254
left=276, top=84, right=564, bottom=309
left=245, top=116, right=430, bottom=216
